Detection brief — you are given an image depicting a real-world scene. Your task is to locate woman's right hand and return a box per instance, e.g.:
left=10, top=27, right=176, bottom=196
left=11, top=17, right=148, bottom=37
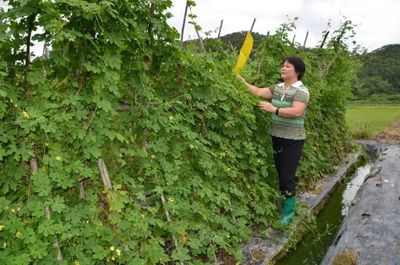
left=236, top=75, right=247, bottom=84
left=236, top=75, right=272, bottom=99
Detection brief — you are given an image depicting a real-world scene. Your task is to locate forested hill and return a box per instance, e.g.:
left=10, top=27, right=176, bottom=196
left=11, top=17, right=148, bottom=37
left=197, top=32, right=399, bottom=101
left=353, top=44, right=400, bottom=100
left=186, top=31, right=267, bottom=52
left=218, top=31, right=266, bottom=50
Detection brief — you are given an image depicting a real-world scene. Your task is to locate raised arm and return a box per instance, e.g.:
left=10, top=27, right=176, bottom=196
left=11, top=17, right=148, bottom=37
left=237, top=75, right=272, bottom=99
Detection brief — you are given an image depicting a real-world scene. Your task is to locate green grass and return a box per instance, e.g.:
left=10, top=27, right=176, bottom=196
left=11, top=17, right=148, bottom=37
left=345, top=106, right=400, bottom=139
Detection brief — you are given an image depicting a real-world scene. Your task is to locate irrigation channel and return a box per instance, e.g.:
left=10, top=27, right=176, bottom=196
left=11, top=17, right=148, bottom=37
left=275, top=149, right=375, bottom=265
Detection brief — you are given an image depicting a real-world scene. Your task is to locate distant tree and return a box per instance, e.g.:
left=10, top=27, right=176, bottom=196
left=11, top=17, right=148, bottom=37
left=354, top=75, right=392, bottom=97
left=354, top=44, right=400, bottom=99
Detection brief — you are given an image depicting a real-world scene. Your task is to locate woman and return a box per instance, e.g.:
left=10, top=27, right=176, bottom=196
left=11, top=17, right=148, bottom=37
left=239, top=56, right=309, bottom=225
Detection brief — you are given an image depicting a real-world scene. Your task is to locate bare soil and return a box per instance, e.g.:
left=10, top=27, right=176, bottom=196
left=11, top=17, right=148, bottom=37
left=372, top=118, right=400, bottom=142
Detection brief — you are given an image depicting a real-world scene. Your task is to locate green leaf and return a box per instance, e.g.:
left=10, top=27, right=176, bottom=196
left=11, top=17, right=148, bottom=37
left=49, top=196, right=65, bottom=213
left=171, top=245, right=191, bottom=262
left=92, top=245, right=107, bottom=260
left=107, top=189, right=129, bottom=213
left=32, top=170, right=52, bottom=197
left=25, top=200, right=45, bottom=218
left=142, top=239, right=169, bottom=264
left=28, top=70, right=46, bottom=85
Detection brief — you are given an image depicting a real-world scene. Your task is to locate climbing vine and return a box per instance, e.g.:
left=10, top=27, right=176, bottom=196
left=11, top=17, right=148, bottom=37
left=0, top=1, right=358, bottom=264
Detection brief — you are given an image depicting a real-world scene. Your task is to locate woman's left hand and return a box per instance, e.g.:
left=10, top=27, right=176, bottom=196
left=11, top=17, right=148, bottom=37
left=258, top=101, right=275, bottom=113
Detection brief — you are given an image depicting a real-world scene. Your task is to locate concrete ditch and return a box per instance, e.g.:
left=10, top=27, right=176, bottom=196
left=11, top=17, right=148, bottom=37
left=240, top=149, right=363, bottom=264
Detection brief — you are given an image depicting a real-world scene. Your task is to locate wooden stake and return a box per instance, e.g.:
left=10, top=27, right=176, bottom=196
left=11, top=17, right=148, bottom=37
left=45, top=205, right=51, bottom=220
left=303, top=31, right=309, bottom=48
left=42, top=42, right=49, bottom=59
left=24, top=14, right=35, bottom=92
left=180, top=0, right=189, bottom=42
left=54, top=240, right=64, bottom=261
left=160, top=193, right=183, bottom=265
left=217, top=19, right=224, bottom=38
left=320, top=31, right=330, bottom=48
left=188, top=6, right=206, bottom=52
left=228, top=41, right=235, bottom=52
left=194, top=26, right=206, bottom=52
left=256, top=31, right=270, bottom=76
left=291, top=34, right=296, bottom=45
left=160, top=193, right=176, bottom=242
left=250, top=18, right=256, bottom=32
left=79, top=181, right=85, bottom=199
left=98, top=158, right=112, bottom=190
left=30, top=158, right=38, bottom=173
left=29, top=156, right=63, bottom=261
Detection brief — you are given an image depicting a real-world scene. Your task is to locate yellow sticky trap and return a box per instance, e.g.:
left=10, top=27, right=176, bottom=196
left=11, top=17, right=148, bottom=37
left=234, top=31, right=254, bottom=75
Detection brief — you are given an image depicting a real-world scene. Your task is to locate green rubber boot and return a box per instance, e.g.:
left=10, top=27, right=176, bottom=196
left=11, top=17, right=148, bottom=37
left=279, top=196, right=296, bottom=225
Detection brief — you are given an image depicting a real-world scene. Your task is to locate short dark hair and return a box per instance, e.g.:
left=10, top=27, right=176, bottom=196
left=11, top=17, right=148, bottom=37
left=282, top=56, right=306, bottom=80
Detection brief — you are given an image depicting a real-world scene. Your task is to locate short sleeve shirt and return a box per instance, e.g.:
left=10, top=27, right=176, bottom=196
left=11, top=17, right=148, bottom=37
left=268, top=81, right=310, bottom=140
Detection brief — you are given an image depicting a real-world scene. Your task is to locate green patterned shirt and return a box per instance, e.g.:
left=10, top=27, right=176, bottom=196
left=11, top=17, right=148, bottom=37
left=268, top=81, right=310, bottom=140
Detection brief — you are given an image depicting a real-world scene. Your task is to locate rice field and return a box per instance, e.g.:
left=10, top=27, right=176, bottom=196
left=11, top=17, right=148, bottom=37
left=345, top=105, right=400, bottom=139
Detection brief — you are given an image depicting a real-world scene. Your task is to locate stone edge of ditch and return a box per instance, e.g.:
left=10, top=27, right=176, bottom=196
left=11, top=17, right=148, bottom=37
left=239, top=146, right=364, bottom=265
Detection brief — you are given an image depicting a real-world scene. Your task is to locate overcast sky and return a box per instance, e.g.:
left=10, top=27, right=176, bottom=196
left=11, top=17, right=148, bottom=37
left=168, top=0, right=400, bottom=52
left=0, top=0, right=399, bottom=52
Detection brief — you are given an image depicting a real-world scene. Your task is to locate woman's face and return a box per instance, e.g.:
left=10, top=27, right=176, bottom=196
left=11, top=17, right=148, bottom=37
left=280, top=61, right=298, bottom=81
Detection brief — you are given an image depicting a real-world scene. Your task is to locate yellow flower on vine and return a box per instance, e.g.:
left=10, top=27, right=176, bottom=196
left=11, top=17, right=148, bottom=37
left=0, top=225, right=4, bottom=231
left=55, top=156, right=62, bottom=161
left=15, top=231, right=22, bottom=238
left=109, top=246, right=115, bottom=251
left=22, top=111, right=29, bottom=119
left=116, top=249, right=121, bottom=256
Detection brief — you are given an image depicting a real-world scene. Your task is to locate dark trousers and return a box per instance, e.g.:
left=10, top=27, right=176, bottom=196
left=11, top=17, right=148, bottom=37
left=271, top=136, right=305, bottom=197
